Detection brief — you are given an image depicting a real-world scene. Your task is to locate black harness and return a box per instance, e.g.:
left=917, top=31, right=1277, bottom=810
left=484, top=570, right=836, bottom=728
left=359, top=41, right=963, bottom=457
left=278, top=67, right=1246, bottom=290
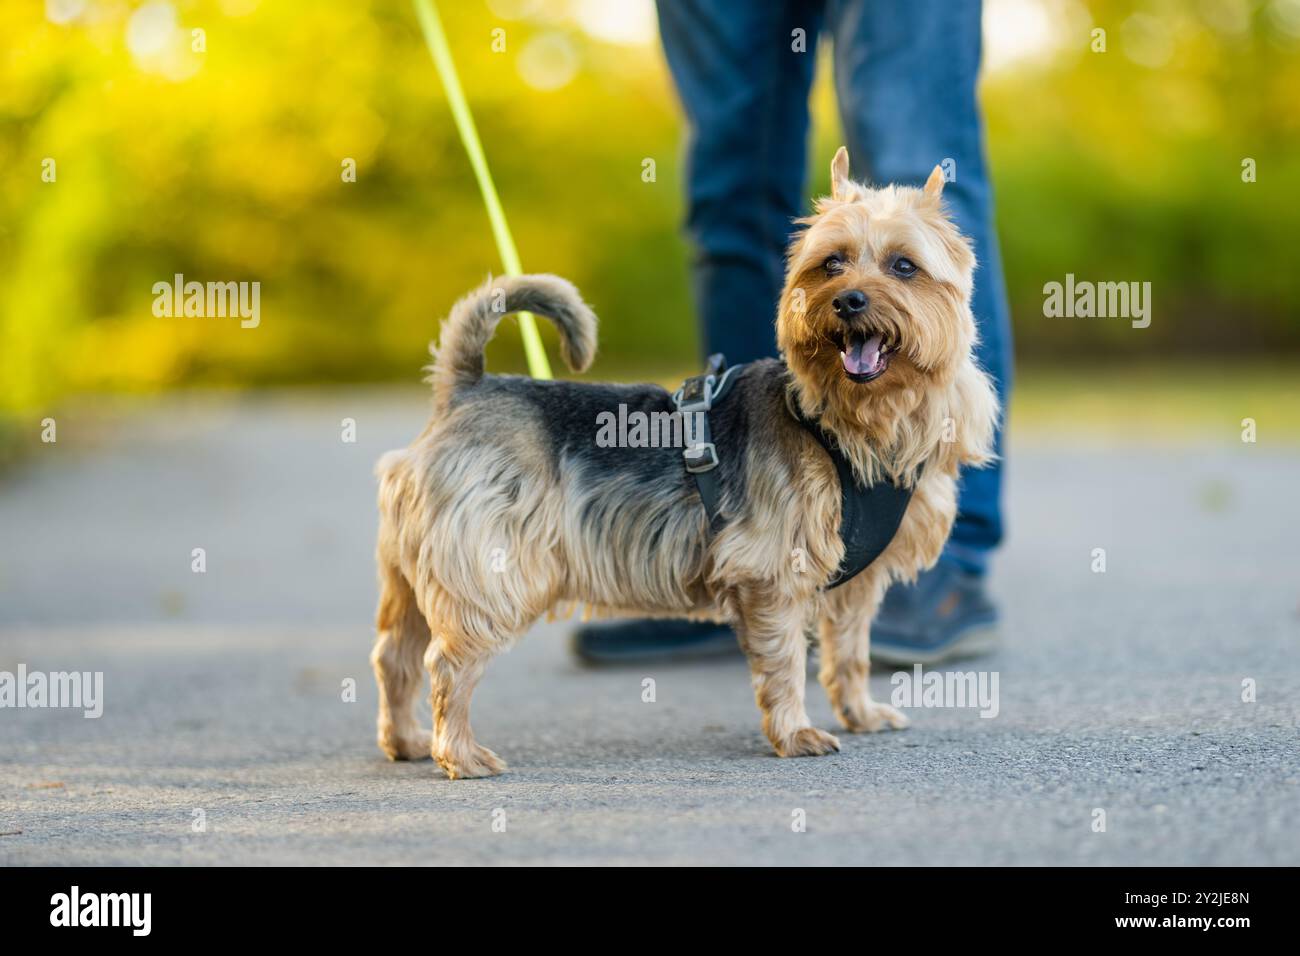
left=672, top=355, right=917, bottom=590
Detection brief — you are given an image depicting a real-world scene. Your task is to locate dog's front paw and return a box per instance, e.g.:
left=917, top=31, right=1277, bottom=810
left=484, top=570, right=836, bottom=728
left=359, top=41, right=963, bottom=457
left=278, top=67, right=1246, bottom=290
left=379, top=727, right=433, bottom=762
left=436, top=743, right=507, bottom=780
left=773, top=726, right=841, bottom=758
left=835, top=698, right=909, bottom=733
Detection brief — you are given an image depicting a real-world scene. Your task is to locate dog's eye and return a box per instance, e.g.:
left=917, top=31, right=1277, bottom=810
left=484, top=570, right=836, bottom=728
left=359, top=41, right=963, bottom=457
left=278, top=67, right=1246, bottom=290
left=824, top=255, right=845, bottom=276
left=891, top=256, right=918, bottom=278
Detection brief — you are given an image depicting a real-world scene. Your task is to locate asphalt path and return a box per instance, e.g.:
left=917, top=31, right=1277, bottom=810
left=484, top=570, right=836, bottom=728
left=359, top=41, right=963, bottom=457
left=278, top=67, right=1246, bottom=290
left=1, top=389, right=1296, bottom=864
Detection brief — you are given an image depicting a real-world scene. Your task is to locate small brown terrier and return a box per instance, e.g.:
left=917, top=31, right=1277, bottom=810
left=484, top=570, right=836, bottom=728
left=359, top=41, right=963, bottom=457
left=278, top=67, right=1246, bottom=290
left=372, top=148, right=998, bottom=778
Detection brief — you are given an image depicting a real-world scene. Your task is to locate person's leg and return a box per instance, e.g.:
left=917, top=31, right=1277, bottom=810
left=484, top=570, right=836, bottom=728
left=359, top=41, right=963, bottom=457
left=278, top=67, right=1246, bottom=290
left=828, top=0, right=1012, bottom=661
left=657, top=0, right=825, bottom=364
left=574, top=0, right=823, bottom=663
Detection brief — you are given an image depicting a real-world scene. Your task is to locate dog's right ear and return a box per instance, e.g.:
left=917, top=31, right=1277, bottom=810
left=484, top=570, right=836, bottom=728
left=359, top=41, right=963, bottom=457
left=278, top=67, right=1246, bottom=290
left=923, top=164, right=946, bottom=201
left=830, top=147, right=852, bottom=202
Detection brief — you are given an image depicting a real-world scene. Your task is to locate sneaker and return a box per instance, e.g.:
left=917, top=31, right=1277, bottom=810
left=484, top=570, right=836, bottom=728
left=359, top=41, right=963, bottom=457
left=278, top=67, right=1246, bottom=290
left=571, top=618, right=739, bottom=665
left=869, top=560, right=999, bottom=666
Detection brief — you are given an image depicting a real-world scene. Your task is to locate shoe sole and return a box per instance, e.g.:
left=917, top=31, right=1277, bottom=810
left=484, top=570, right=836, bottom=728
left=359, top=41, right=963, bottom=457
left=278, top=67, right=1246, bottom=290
left=573, top=625, right=999, bottom=668
left=571, top=633, right=742, bottom=667
left=869, top=625, right=1000, bottom=667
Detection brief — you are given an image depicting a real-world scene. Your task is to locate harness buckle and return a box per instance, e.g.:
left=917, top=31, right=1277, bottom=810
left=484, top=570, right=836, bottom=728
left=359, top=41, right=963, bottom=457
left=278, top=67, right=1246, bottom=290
left=672, top=373, right=717, bottom=414
left=683, top=441, right=719, bottom=473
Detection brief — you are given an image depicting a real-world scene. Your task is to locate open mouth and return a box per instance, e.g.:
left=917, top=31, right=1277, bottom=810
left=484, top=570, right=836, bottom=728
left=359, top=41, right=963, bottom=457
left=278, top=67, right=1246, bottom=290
left=836, top=330, right=896, bottom=383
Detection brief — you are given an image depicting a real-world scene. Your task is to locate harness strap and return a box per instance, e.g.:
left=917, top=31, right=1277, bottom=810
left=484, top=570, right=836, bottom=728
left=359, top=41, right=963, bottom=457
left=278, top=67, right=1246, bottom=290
left=674, top=356, right=919, bottom=590
left=786, top=404, right=920, bottom=589
left=672, top=354, right=739, bottom=533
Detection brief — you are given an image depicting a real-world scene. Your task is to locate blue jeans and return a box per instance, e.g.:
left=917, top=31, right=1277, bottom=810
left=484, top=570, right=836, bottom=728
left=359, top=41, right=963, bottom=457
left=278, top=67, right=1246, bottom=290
left=657, top=0, right=1012, bottom=574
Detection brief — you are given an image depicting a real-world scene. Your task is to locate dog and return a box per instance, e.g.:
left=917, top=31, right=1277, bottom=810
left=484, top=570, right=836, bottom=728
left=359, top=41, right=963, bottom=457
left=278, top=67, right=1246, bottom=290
left=371, top=148, right=998, bottom=778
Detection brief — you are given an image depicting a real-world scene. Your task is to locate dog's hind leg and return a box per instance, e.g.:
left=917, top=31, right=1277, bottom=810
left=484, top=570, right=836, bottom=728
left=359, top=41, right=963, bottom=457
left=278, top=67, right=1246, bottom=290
left=426, top=632, right=507, bottom=779
left=734, top=593, right=841, bottom=758
left=371, top=563, right=433, bottom=760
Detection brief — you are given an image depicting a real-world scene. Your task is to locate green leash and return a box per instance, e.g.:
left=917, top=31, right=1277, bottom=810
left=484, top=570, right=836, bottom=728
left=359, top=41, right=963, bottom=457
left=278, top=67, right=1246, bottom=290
left=413, top=0, right=553, bottom=379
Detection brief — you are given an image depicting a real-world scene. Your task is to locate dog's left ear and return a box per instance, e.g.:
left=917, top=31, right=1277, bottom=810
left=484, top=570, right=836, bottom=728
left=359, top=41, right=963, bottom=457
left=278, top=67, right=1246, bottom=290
left=830, top=147, right=852, bottom=201
left=923, top=164, right=946, bottom=201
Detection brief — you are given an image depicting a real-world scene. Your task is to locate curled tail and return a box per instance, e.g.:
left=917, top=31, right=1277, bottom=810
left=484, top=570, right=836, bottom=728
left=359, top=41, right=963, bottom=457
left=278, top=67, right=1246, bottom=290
left=428, top=274, right=597, bottom=410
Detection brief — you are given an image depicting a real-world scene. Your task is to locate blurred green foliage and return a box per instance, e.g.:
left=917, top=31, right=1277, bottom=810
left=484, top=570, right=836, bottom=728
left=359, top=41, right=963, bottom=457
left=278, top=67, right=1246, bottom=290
left=1, top=0, right=1298, bottom=417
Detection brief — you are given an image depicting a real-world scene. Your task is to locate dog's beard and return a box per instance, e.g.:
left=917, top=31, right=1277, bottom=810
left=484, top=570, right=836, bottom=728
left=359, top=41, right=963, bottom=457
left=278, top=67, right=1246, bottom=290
left=779, top=298, right=961, bottom=488
left=786, top=296, right=921, bottom=395
left=784, top=284, right=970, bottom=404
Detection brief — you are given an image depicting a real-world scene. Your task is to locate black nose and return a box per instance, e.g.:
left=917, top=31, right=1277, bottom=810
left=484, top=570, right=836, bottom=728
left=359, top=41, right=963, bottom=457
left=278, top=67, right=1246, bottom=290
left=832, top=290, right=868, bottom=319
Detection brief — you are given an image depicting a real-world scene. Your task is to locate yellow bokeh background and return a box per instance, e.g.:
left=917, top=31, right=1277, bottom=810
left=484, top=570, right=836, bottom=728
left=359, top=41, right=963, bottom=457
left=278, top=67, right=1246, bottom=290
left=2, top=0, right=1298, bottom=430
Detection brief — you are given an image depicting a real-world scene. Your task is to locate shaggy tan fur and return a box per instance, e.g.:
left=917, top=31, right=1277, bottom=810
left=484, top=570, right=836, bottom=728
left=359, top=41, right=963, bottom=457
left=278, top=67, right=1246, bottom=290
left=372, top=149, right=998, bottom=778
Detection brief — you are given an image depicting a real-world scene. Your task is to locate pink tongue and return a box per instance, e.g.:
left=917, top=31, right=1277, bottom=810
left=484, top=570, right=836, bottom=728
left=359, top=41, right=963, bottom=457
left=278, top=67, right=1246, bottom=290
left=842, top=333, right=884, bottom=375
